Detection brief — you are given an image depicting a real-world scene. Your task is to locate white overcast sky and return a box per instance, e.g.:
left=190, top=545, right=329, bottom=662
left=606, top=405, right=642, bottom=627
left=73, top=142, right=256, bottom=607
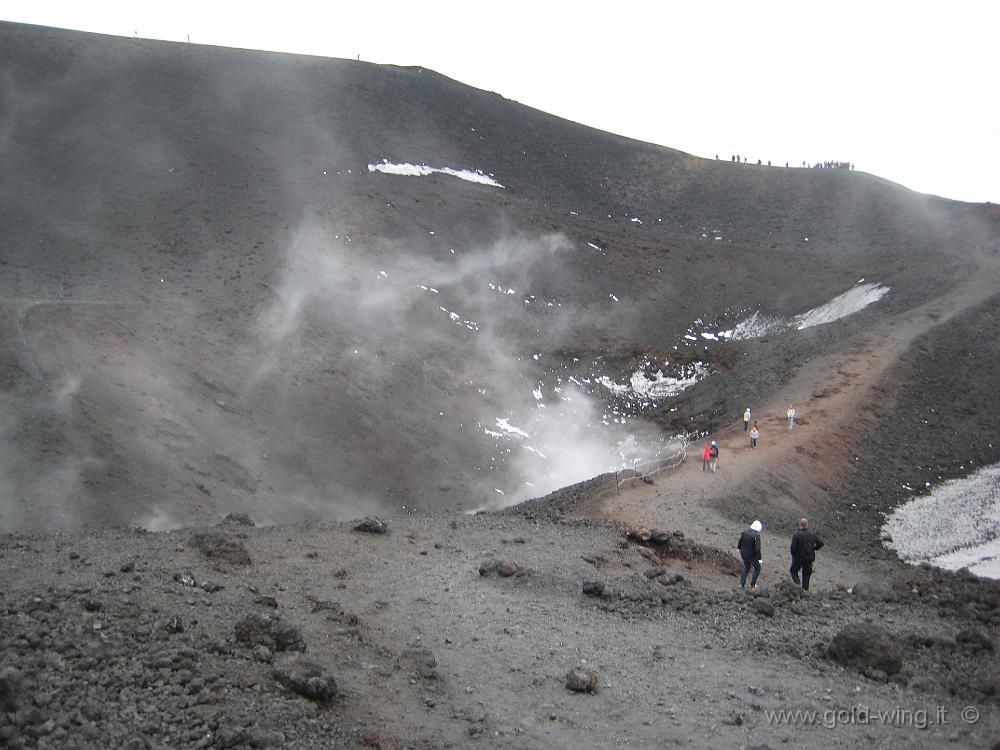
left=4, top=1, right=998, bottom=203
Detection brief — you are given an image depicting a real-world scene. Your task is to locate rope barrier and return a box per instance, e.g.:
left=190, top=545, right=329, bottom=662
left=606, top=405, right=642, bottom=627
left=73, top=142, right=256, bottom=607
left=614, top=444, right=687, bottom=493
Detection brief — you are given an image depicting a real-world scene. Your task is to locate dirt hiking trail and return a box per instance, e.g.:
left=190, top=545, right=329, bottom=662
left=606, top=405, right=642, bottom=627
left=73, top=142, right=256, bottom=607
left=575, top=274, right=1000, bottom=591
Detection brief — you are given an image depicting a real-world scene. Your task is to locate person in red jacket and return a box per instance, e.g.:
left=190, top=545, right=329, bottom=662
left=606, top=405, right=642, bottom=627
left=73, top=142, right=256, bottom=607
left=701, top=443, right=712, bottom=471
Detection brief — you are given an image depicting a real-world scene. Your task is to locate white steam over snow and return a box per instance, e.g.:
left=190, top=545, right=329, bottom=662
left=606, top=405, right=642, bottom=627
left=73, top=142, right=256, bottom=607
left=368, top=160, right=504, bottom=188
left=883, top=464, right=1000, bottom=579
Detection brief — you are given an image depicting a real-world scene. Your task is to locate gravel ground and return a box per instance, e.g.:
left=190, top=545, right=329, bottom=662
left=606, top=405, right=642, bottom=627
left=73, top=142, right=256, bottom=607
left=1, top=511, right=998, bottom=749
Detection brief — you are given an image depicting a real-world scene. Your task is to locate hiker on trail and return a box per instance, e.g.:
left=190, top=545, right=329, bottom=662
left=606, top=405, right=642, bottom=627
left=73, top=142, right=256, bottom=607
left=787, top=404, right=796, bottom=430
left=710, top=441, right=719, bottom=472
left=749, top=422, right=760, bottom=448
left=790, top=518, right=824, bottom=591
left=743, top=408, right=751, bottom=431
left=737, top=520, right=764, bottom=588
left=701, top=443, right=712, bottom=472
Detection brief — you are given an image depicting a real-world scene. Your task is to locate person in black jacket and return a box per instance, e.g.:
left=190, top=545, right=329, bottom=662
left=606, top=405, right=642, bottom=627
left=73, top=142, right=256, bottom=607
left=737, top=520, right=764, bottom=588
left=790, top=518, right=824, bottom=591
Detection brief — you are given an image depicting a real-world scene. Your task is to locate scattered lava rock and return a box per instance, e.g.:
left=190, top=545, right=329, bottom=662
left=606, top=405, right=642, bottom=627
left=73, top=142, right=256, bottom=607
left=190, top=531, right=252, bottom=565
left=174, top=571, right=197, bottom=587
left=272, top=656, right=337, bottom=704
left=565, top=664, right=599, bottom=693
left=0, top=667, right=21, bottom=712
left=478, top=558, right=529, bottom=577
left=398, top=648, right=438, bottom=680
left=581, top=579, right=605, bottom=597
left=956, top=628, right=994, bottom=653
left=353, top=517, right=389, bottom=534
left=234, top=613, right=306, bottom=653
left=827, top=622, right=903, bottom=676
left=850, top=581, right=898, bottom=602
left=751, top=598, right=775, bottom=617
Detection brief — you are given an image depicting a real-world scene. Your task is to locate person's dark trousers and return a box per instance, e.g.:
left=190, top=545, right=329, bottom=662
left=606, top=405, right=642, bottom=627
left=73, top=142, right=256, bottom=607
left=790, top=558, right=814, bottom=590
left=740, top=556, right=761, bottom=587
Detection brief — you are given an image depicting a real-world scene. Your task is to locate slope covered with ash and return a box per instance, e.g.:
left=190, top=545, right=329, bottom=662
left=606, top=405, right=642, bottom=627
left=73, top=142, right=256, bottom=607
left=1, top=21, right=998, bottom=533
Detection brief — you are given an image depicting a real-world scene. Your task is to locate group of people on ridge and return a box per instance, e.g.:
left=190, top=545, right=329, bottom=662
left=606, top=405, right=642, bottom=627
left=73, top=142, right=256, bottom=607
left=701, top=404, right=796, bottom=468
left=700, top=403, right=821, bottom=589
left=737, top=518, right=825, bottom=590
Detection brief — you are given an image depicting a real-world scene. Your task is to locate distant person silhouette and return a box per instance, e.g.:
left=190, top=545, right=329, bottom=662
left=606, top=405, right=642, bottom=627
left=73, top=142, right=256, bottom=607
left=701, top=443, right=712, bottom=471
left=710, top=441, right=719, bottom=472
left=743, top=408, right=751, bottom=431
left=749, top=422, right=759, bottom=448
left=787, top=404, right=796, bottom=430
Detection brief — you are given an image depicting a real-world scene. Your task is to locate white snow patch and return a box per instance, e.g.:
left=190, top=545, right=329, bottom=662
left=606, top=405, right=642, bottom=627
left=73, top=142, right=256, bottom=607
left=598, top=364, right=707, bottom=401
left=718, top=283, right=890, bottom=341
left=368, top=160, right=504, bottom=188
left=795, top=283, right=890, bottom=330
left=718, top=311, right=787, bottom=341
left=523, top=445, right=548, bottom=459
left=883, top=464, right=1000, bottom=579
left=437, top=305, right=479, bottom=331
left=596, top=376, right=631, bottom=395
left=494, top=418, right=531, bottom=439
left=629, top=364, right=708, bottom=399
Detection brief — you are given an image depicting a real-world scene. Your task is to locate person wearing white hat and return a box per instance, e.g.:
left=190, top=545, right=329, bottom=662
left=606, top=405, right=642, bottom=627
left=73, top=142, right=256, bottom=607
left=737, top=520, right=764, bottom=588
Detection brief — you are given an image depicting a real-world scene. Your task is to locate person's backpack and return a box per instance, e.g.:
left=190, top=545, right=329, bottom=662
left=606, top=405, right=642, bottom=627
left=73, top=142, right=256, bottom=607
left=710, top=445, right=719, bottom=458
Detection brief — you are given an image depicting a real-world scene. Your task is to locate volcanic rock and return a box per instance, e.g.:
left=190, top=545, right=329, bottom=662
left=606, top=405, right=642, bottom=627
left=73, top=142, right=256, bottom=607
left=190, top=531, right=252, bottom=565
left=234, top=613, right=306, bottom=653
left=353, top=517, right=388, bottom=534
left=565, top=664, right=599, bottom=693
left=827, top=622, right=903, bottom=676
left=273, top=656, right=338, bottom=703
left=581, top=579, right=605, bottom=597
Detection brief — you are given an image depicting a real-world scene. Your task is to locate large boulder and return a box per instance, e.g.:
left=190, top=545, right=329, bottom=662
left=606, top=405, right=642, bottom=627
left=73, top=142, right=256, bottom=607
left=398, top=648, right=437, bottom=680
left=956, top=628, right=994, bottom=653
left=190, top=531, right=252, bottom=565
left=0, top=667, right=21, bottom=712
left=565, top=663, right=599, bottom=693
left=827, top=622, right=903, bottom=675
left=850, top=580, right=898, bottom=602
left=272, top=657, right=337, bottom=703
left=581, top=579, right=605, bottom=597
left=352, top=517, right=388, bottom=534
left=234, top=613, right=306, bottom=653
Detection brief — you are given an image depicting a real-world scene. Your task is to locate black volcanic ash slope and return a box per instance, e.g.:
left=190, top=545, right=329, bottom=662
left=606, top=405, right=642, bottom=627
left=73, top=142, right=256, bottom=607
left=0, top=21, right=997, bottom=532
